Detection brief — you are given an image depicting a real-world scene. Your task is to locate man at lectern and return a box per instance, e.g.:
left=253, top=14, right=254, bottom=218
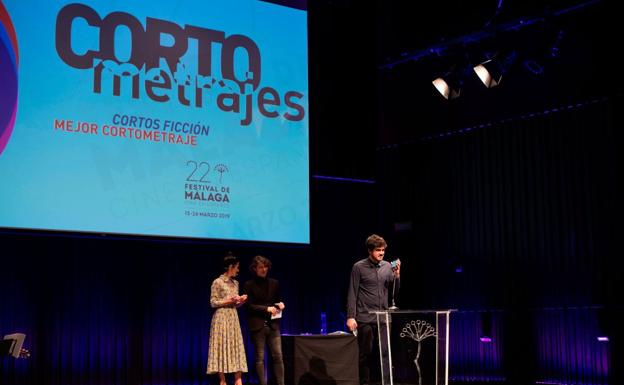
left=346, top=234, right=401, bottom=385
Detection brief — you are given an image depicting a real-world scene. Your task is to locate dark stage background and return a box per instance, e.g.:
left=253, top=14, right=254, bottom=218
left=2, top=1, right=622, bottom=385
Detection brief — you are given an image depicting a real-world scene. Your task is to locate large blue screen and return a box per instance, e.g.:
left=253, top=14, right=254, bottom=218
left=0, top=0, right=309, bottom=243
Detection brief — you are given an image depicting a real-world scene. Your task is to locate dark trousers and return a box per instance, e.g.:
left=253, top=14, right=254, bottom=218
left=358, top=322, right=390, bottom=385
left=357, top=323, right=377, bottom=385
left=251, top=326, right=285, bottom=385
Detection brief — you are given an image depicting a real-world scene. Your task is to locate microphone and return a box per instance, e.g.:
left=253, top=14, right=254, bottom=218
left=389, top=258, right=400, bottom=310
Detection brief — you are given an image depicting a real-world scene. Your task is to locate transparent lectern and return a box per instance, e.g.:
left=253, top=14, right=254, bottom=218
left=371, top=310, right=453, bottom=385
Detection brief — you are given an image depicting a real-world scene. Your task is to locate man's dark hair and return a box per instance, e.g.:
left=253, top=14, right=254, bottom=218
left=365, top=234, right=387, bottom=251
left=249, top=255, right=272, bottom=273
left=223, top=252, right=239, bottom=270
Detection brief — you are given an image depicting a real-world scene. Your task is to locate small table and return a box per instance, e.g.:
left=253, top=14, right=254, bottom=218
left=281, top=333, right=359, bottom=385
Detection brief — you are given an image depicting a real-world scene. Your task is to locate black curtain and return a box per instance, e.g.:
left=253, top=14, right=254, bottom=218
left=377, top=95, right=622, bottom=384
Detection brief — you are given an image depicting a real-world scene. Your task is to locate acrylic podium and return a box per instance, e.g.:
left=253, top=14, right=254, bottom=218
left=371, top=310, right=453, bottom=385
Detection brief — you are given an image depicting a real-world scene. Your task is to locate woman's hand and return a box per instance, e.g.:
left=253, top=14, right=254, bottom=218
left=231, top=294, right=247, bottom=306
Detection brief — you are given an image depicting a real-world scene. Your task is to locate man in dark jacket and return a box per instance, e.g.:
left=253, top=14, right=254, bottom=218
left=244, top=255, right=285, bottom=385
left=347, top=234, right=401, bottom=385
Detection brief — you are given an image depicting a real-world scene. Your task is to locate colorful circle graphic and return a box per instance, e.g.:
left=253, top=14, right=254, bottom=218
left=0, top=1, right=19, bottom=155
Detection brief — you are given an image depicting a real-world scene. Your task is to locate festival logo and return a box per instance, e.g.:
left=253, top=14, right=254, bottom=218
left=0, top=1, right=19, bottom=155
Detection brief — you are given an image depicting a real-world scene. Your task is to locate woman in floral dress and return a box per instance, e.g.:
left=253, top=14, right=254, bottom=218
left=207, top=253, right=248, bottom=385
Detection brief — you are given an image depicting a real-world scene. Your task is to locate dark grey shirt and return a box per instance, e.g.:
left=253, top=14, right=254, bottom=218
left=347, top=258, right=400, bottom=324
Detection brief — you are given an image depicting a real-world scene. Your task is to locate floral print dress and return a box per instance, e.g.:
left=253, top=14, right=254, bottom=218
left=207, top=274, right=248, bottom=374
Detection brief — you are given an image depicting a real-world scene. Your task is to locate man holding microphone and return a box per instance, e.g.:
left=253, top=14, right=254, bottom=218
left=346, top=234, right=401, bottom=385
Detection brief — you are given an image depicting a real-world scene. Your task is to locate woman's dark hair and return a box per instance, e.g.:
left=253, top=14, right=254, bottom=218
left=249, top=255, right=272, bottom=273
left=222, top=252, right=239, bottom=271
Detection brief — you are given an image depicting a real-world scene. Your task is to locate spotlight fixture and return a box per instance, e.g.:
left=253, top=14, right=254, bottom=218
left=473, top=59, right=503, bottom=88
left=432, top=72, right=462, bottom=100
left=473, top=51, right=517, bottom=88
